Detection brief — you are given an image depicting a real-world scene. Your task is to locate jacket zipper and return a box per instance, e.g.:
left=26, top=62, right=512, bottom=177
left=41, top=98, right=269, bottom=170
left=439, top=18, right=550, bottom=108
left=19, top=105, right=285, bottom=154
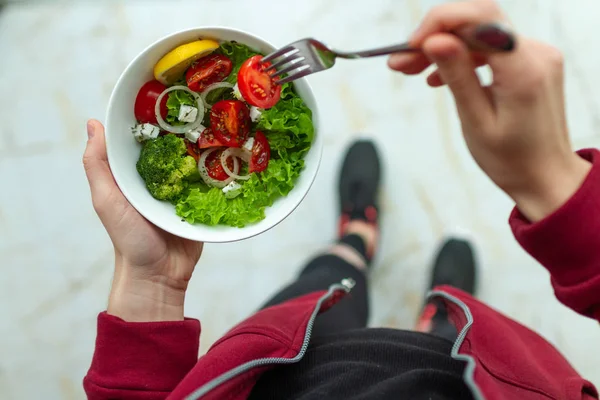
left=427, top=290, right=485, bottom=400
left=184, top=278, right=355, bottom=400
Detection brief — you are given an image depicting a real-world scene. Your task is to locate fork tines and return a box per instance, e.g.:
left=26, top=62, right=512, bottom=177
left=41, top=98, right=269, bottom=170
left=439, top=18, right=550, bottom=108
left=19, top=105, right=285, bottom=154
left=262, top=44, right=312, bottom=85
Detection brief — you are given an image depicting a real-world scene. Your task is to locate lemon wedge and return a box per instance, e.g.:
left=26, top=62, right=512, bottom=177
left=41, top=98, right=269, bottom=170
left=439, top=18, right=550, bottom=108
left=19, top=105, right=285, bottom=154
left=153, top=39, right=220, bottom=85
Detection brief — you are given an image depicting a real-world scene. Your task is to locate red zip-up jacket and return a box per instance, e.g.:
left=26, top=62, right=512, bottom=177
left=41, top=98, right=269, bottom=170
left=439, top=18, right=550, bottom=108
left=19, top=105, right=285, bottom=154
left=84, top=149, right=600, bottom=400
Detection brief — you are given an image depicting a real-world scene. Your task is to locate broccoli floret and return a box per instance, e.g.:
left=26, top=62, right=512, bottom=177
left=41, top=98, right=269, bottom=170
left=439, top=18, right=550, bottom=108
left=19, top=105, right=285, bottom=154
left=136, top=134, right=199, bottom=201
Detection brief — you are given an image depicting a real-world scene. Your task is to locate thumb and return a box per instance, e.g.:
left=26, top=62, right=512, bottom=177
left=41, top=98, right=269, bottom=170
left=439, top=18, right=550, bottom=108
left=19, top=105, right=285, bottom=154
left=83, top=120, right=116, bottom=207
left=423, top=33, right=493, bottom=128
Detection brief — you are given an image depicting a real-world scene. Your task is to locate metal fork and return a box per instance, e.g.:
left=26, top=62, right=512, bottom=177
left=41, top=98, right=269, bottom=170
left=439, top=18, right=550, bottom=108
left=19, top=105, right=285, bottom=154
left=263, top=22, right=516, bottom=85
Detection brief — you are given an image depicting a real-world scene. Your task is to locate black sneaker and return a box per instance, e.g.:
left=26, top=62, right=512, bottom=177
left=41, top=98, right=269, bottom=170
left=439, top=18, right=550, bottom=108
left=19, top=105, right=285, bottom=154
left=428, top=238, right=477, bottom=295
left=338, top=140, right=381, bottom=236
left=417, top=238, right=477, bottom=341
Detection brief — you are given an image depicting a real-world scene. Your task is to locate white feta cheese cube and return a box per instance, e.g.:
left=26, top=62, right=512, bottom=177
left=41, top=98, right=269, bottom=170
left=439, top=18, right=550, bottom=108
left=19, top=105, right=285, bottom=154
left=185, top=124, right=206, bottom=143
left=249, top=106, right=262, bottom=122
left=222, top=181, right=242, bottom=199
left=242, top=137, right=255, bottom=152
left=141, top=123, right=160, bottom=140
left=131, top=125, right=143, bottom=142
left=232, top=83, right=244, bottom=101
left=185, top=130, right=201, bottom=143
left=132, top=123, right=160, bottom=142
left=178, top=105, right=198, bottom=123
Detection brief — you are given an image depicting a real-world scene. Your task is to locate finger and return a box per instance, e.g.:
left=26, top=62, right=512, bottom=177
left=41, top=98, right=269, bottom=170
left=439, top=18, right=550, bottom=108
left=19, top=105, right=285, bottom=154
left=83, top=120, right=116, bottom=207
left=389, top=34, right=489, bottom=76
left=427, top=71, right=445, bottom=87
left=388, top=53, right=431, bottom=75
left=423, top=34, right=494, bottom=126
left=410, top=0, right=537, bottom=91
left=427, top=56, right=488, bottom=87
left=411, top=0, right=506, bottom=46
left=487, top=38, right=560, bottom=99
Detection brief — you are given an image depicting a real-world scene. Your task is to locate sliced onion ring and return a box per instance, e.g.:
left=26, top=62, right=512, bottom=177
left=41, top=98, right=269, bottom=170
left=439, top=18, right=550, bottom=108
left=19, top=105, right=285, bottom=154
left=198, top=148, right=238, bottom=188
left=155, top=86, right=205, bottom=134
left=221, top=148, right=251, bottom=180
left=226, top=147, right=251, bottom=163
left=201, top=82, right=234, bottom=109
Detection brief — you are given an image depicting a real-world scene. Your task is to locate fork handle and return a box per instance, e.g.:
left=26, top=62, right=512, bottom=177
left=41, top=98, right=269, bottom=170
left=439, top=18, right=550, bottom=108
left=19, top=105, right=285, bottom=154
left=335, top=22, right=516, bottom=59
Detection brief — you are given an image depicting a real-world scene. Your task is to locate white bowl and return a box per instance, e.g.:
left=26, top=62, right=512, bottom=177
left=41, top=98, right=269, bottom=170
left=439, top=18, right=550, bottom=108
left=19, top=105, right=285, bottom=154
left=106, top=27, right=321, bottom=243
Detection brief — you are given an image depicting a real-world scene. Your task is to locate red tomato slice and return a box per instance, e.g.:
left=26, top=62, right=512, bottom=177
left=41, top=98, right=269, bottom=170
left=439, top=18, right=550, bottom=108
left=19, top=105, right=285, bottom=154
left=238, top=55, right=282, bottom=109
left=204, top=148, right=235, bottom=181
left=197, top=127, right=226, bottom=149
left=135, top=80, right=168, bottom=124
left=249, top=131, right=271, bottom=173
left=185, top=54, right=233, bottom=92
left=185, top=139, right=201, bottom=162
left=210, top=100, right=251, bottom=147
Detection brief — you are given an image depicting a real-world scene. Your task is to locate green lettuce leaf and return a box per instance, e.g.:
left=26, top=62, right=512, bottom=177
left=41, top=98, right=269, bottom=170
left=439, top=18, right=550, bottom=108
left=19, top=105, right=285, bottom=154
left=176, top=187, right=229, bottom=225
left=203, top=85, right=235, bottom=106
left=176, top=158, right=303, bottom=227
left=265, top=131, right=309, bottom=161
left=258, top=84, right=314, bottom=144
left=218, top=42, right=261, bottom=84
left=166, top=89, right=196, bottom=125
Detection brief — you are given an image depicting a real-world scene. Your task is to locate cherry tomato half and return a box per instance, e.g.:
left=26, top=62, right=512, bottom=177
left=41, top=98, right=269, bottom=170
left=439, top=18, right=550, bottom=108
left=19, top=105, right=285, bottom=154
left=185, top=54, right=233, bottom=92
left=198, top=127, right=226, bottom=149
left=210, top=100, right=251, bottom=147
left=249, top=131, right=271, bottom=173
left=134, top=80, right=168, bottom=124
left=204, top=148, right=235, bottom=181
left=238, top=55, right=282, bottom=109
left=185, top=139, right=201, bottom=162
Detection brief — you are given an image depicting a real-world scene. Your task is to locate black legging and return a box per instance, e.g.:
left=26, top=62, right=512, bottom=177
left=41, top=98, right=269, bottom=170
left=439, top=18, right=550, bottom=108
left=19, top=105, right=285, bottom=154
left=260, top=252, right=457, bottom=341
left=260, top=254, right=369, bottom=337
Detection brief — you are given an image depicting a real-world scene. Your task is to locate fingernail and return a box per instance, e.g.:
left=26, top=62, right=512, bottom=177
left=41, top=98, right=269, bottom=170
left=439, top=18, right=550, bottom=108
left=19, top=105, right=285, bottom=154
left=87, top=120, right=95, bottom=139
left=475, top=23, right=516, bottom=52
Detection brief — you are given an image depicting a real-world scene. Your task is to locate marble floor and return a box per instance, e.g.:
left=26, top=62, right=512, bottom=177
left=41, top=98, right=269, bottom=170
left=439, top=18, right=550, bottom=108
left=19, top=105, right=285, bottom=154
left=2, top=0, right=600, bottom=398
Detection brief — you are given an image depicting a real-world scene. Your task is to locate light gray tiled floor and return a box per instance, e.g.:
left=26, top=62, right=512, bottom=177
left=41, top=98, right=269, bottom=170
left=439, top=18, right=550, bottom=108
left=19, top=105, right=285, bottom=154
left=1, top=0, right=600, bottom=398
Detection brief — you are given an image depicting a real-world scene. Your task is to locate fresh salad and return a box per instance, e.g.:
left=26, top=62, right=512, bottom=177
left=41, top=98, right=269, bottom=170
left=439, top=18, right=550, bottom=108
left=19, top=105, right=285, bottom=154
left=131, top=39, right=314, bottom=227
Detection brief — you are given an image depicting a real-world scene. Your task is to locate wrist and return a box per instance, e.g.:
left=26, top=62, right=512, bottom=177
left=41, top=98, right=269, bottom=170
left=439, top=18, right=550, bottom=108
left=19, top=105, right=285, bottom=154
left=510, top=154, right=592, bottom=222
left=108, top=258, right=186, bottom=322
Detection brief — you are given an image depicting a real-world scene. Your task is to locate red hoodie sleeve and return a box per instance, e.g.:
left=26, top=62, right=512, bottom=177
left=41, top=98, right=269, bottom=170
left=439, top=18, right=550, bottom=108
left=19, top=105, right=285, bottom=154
left=510, top=149, right=600, bottom=320
left=83, top=312, right=200, bottom=399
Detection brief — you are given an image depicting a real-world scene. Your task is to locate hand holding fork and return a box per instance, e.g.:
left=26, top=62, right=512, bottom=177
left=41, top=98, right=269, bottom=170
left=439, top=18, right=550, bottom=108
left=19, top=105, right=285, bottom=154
left=263, top=22, right=516, bottom=84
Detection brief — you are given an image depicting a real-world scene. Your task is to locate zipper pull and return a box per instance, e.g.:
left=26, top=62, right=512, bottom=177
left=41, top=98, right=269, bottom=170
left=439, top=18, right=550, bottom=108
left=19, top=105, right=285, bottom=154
left=341, top=278, right=356, bottom=291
